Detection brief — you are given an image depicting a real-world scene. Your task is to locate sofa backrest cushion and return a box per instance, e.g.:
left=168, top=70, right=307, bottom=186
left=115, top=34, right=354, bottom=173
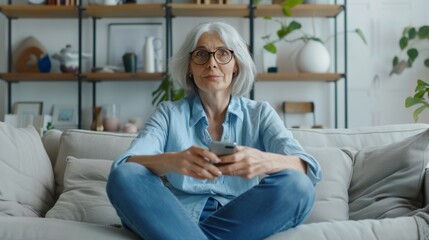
left=46, top=156, right=121, bottom=226
left=41, top=129, right=62, bottom=168
left=54, top=130, right=136, bottom=196
left=303, top=147, right=353, bottom=223
left=348, top=129, right=429, bottom=219
left=0, top=122, right=55, bottom=217
left=291, top=123, right=429, bottom=149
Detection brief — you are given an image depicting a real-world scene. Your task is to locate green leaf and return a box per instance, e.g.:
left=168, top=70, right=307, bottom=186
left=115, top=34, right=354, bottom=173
left=354, top=28, right=367, bottom=45
left=399, top=37, right=408, bottom=50
left=263, top=16, right=272, bottom=20
left=264, top=43, right=277, bottom=54
left=414, top=90, right=425, bottom=98
left=289, top=20, right=302, bottom=31
left=407, top=48, right=418, bottom=62
left=282, top=7, right=291, bottom=17
left=405, top=96, right=422, bottom=107
left=413, top=105, right=426, bottom=122
left=283, top=0, right=303, bottom=8
left=417, top=79, right=429, bottom=87
left=408, top=27, right=417, bottom=39
left=277, top=26, right=289, bottom=39
left=424, top=58, right=429, bottom=68
left=418, top=25, right=429, bottom=39
left=393, top=56, right=399, bottom=67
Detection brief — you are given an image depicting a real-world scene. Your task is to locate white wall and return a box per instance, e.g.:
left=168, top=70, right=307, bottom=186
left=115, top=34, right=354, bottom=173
left=1, top=0, right=428, bottom=130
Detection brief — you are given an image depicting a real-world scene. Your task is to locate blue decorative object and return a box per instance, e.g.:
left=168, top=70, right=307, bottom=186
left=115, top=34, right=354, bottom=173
left=38, top=54, right=51, bottom=73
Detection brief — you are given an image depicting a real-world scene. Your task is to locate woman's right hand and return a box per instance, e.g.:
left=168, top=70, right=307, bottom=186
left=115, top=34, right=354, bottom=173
left=169, top=145, right=223, bottom=180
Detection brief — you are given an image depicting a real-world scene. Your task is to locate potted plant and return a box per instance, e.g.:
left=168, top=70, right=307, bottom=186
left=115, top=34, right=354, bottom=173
left=260, top=0, right=366, bottom=73
left=151, top=74, right=185, bottom=106
left=390, top=25, right=429, bottom=121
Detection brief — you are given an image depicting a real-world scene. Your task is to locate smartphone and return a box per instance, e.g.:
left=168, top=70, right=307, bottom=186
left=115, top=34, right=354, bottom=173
left=209, top=141, right=237, bottom=156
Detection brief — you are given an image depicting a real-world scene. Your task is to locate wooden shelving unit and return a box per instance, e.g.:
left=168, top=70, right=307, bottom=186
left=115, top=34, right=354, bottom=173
left=84, top=4, right=164, bottom=18
left=255, top=4, right=342, bottom=18
left=83, top=72, right=164, bottom=82
left=0, top=2, right=347, bottom=127
left=170, top=3, right=249, bottom=17
left=256, top=73, right=343, bottom=82
left=0, top=5, right=78, bottom=18
left=0, top=73, right=77, bottom=82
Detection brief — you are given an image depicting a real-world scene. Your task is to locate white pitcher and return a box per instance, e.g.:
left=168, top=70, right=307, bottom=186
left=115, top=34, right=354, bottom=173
left=144, top=36, right=155, bottom=73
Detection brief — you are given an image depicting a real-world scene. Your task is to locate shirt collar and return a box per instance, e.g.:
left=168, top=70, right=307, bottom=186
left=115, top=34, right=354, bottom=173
left=189, top=95, right=243, bottom=127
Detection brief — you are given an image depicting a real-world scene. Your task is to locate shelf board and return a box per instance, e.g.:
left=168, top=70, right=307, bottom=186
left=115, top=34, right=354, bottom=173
left=170, top=3, right=249, bottom=17
left=0, top=5, right=79, bottom=19
left=255, top=4, right=343, bottom=18
left=83, top=72, right=164, bottom=81
left=0, top=73, right=77, bottom=82
left=84, top=4, right=165, bottom=18
left=256, top=72, right=343, bottom=82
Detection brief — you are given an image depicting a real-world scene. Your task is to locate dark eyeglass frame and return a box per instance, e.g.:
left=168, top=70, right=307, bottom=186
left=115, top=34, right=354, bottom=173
left=189, top=49, right=234, bottom=65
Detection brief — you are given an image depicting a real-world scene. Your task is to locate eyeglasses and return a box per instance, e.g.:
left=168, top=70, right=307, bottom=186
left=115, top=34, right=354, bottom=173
left=190, top=48, right=234, bottom=65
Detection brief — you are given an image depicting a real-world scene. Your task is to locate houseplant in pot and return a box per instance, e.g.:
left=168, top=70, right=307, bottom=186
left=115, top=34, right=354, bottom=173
left=262, top=18, right=367, bottom=73
left=260, top=0, right=366, bottom=73
left=152, top=74, right=185, bottom=106
left=390, top=25, right=429, bottom=121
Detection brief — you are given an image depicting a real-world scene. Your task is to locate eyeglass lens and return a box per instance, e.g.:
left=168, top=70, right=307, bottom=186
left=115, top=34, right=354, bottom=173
left=191, top=49, right=233, bottom=65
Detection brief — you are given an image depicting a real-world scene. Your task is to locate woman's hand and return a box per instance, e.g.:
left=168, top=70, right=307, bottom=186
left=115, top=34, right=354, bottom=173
left=169, top=145, right=223, bottom=180
left=215, top=146, right=307, bottom=179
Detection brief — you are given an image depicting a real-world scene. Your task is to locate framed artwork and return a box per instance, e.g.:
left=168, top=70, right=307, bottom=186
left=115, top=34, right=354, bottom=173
left=108, top=22, right=163, bottom=72
left=13, top=101, right=43, bottom=115
left=52, top=104, right=78, bottom=126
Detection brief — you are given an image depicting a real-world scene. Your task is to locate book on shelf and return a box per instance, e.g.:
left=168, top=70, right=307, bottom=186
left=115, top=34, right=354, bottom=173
left=46, top=0, right=77, bottom=6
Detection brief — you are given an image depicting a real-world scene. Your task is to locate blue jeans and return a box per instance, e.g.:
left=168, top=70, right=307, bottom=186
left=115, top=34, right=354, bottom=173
left=106, top=162, right=315, bottom=240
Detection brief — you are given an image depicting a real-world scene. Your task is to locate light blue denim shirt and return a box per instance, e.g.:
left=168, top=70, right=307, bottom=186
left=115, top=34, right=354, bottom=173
left=111, top=95, right=321, bottom=224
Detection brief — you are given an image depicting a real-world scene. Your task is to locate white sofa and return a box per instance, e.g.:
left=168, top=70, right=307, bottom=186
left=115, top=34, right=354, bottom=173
left=0, top=122, right=428, bottom=240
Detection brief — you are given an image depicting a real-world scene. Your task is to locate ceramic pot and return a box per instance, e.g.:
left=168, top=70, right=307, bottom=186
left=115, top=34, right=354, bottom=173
left=52, top=45, right=92, bottom=73
left=296, top=40, right=330, bottom=73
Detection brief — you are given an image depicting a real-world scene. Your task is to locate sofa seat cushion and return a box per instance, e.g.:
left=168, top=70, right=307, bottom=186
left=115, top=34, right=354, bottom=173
left=0, top=217, right=138, bottom=240
left=0, top=122, right=55, bottom=217
left=303, top=147, right=353, bottom=223
left=46, top=157, right=121, bottom=226
left=266, top=217, right=418, bottom=240
left=349, top=129, right=429, bottom=220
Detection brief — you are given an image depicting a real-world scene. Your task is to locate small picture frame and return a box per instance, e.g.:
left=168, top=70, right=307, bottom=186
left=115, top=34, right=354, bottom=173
left=52, top=105, right=78, bottom=127
left=13, top=101, right=43, bottom=116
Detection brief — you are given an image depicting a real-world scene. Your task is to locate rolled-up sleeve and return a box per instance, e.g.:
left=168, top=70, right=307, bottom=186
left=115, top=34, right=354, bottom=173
left=260, top=102, right=322, bottom=186
left=111, top=103, right=170, bottom=172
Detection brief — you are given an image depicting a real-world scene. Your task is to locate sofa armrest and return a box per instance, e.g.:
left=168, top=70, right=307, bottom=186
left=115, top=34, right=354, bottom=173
left=425, top=168, right=429, bottom=206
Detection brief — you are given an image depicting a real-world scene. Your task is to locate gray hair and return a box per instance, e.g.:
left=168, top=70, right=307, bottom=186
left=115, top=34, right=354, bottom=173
left=169, top=22, right=256, bottom=97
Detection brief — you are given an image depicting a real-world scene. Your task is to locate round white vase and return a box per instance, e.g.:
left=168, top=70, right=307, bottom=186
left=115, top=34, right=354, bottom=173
left=296, top=40, right=330, bottom=73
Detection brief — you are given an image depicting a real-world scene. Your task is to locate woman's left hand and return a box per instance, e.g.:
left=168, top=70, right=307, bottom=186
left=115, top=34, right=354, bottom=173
left=216, top=146, right=306, bottom=178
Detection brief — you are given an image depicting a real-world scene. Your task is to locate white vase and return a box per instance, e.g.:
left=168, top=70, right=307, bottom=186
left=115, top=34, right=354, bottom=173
left=144, top=36, right=155, bottom=73
left=296, top=40, right=330, bottom=73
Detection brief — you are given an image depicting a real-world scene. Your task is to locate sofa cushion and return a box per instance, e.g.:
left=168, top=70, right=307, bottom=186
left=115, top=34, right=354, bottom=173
left=54, top=130, right=136, bottom=196
left=349, top=129, right=429, bottom=220
left=266, top=217, right=418, bottom=240
left=41, top=129, right=62, bottom=168
left=0, top=122, right=55, bottom=217
left=303, top=147, right=353, bottom=223
left=46, top=156, right=121, bottom=226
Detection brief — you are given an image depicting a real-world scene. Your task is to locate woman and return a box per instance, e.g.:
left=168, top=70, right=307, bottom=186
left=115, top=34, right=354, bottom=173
left=106, top=22, right=321, bottom=240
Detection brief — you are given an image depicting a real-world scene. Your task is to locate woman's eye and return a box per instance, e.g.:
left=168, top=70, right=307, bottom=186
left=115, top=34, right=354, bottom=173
left=196, top=51, right=208, bottom=57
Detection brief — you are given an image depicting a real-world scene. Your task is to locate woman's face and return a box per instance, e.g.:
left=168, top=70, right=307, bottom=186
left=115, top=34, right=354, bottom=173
left=189, top=32, right=237, bottom=96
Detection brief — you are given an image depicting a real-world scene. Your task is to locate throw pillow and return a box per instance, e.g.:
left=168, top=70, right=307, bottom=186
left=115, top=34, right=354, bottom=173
left=349, top=128, right=429, bottom=220
left=303, top=147, right=353, bottom=223
left=46, top=156, right=121, bottom=226
left=0, top=122, right=55, bottom=217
